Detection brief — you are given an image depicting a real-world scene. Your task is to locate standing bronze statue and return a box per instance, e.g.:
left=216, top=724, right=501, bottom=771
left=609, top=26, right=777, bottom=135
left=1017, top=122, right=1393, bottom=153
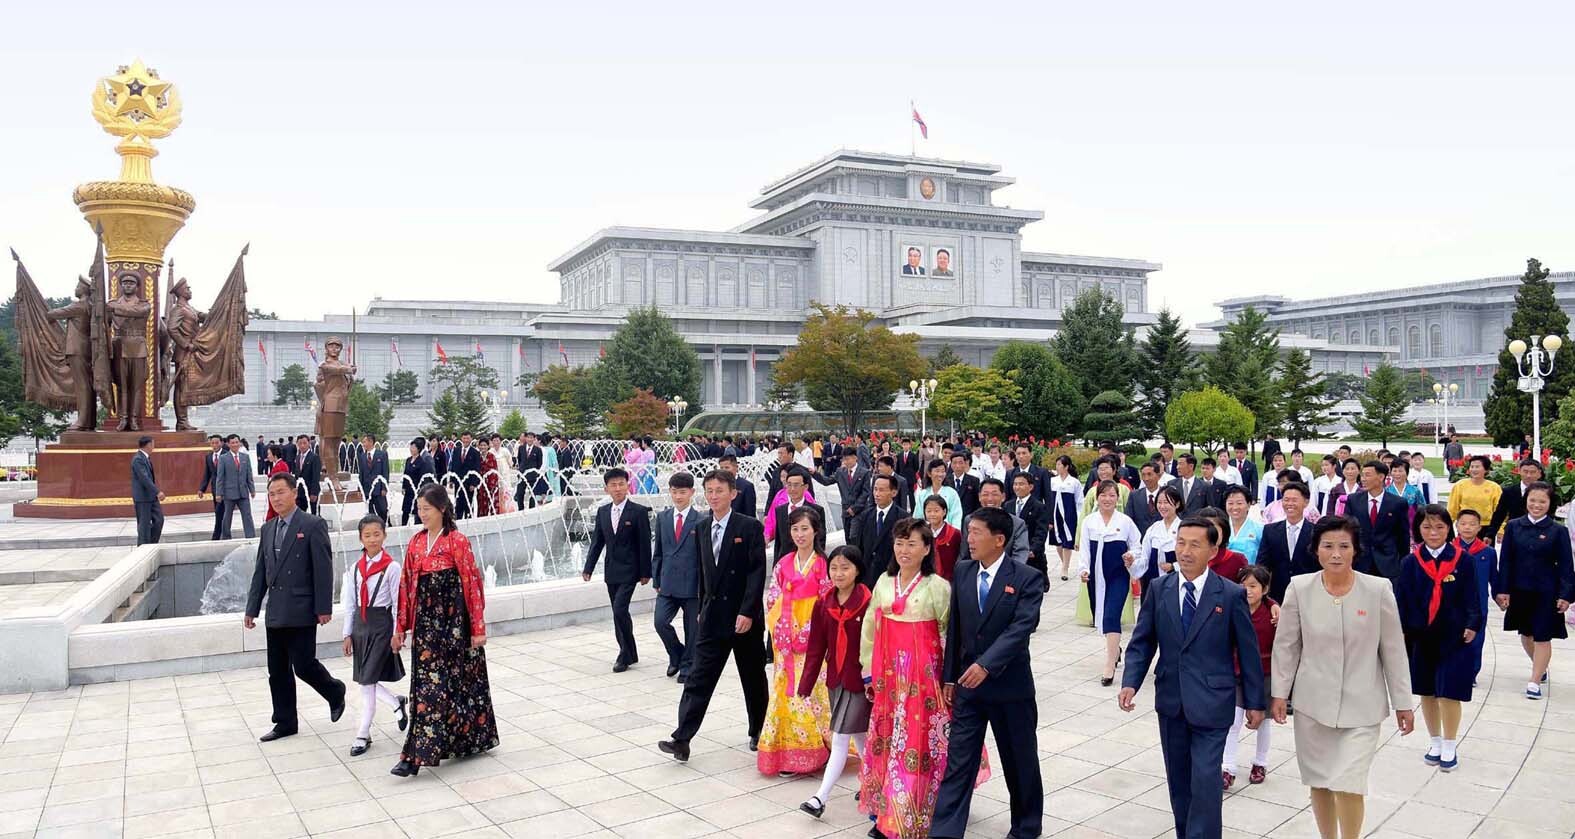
left=166, top=274, right=204, bottom=431
left=164, top=246, right=251, bottom=427
left=12, top=238, right=113, bottom=429
left=315, top=336, right=355, bottom=479
left=107, top=272, right=152, bottom=431
left=45, top=278, right=100, bottom=430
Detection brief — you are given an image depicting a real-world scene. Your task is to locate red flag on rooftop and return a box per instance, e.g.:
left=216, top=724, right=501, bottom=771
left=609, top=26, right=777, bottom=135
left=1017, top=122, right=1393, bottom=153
left=434, top=341, right=449, bottom=364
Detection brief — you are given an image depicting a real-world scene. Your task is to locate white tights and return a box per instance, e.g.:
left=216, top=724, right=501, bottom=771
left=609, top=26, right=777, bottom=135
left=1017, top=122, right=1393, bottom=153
left=812, top=731, right=867, bottom=805
left=357, top=683, right=401, bottom=740
left=1223, top=705, right=1272, bottom=773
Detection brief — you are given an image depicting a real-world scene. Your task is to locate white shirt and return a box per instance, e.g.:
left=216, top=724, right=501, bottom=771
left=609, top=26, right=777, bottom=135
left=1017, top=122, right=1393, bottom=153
left=340, top=552, right=402, bottom=638
left=1294, top=465, right=1315, bottom=484
left=1134, top=517, right=1182, bottom=579
left=1076, top=510, right=1144, bottom=578
left=1218, top=464, right=1243, bottom=486
left=1049, top=474, right=1081, bottom=497
left=1310, top=474, right=1338, bottom=509
left=1284, top=517, right=1305, bottom=558
left=1177, top=567, right=1211, bottom=614
left=609, top=501, right=625, bottom=531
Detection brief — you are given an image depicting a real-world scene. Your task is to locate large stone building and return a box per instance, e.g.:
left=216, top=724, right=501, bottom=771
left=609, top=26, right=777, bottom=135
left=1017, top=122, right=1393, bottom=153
left=235, top=150, right=1389, bottom=412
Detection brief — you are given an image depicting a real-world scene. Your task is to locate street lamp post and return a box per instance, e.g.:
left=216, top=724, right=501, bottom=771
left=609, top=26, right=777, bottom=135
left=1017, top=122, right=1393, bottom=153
left=909, top=378, right=939, bottom=439
left=666, top=398, right=689, bottom=436
left=1509, top=333, right=1563, bottom=458
left=1430, top=381, right=1459, bottom=458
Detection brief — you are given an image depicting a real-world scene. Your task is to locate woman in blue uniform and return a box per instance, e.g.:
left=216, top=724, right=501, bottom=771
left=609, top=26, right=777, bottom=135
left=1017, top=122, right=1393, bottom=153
left=1077, top=479, right=1143, bottom=686
left=1394, top=504, right=1481, bottom=771
left=1049, top=455, right=1081, bottom=581
left=1133, top=484, right=1183, bottom=596
left=1495, top=481, right=1575, bottom=700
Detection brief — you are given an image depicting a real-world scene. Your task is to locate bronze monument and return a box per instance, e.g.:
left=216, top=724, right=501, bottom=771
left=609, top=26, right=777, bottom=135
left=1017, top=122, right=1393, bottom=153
left=165, top=249, right=250, bottom=430
left=314, top=336, right=356, bottom=478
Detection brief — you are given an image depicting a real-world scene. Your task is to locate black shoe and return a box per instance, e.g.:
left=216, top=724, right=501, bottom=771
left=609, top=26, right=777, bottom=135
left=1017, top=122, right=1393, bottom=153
left=259, top=727, right=296, bottom=743
left=390, top=759, right=420, bottom=777
left=1100, top=676, right=1114, bottom=687
left=800, top=796, right=826, bottom=818
left=667, top=665, right=680, bottom=677
left=749, top=735, right=760, bottom=751
left=676, top=672, right=687, bottom=684
left=1061, top=575, right=1069, bottom=581
left=868, top=827, right=887, bottom=839
left=396, top=696, right=408, bottom=732
left=350, top=737, right=370, bottom=757
left=329, top=687, right=347, bottom=723
left=658, top=739, right=690, bottom=762
left=613, top=661, right=629, bottom=673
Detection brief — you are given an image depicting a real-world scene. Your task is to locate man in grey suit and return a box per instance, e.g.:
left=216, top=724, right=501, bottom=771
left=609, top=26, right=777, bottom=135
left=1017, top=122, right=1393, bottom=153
left=1175, top=455, right=1212, bottom=515
left=957, top=478, right=1030, bottom=566
left=244, top=473, right=346, bottom=742
left=652, top=472, right=703, bottom=682
left=216, top=434, right=257, bottom=539
left=828, top=450, right=871, bottom=537
left=131, top=435, right=164, bottom=545
left=1126, top=462, right=1165, bottom=536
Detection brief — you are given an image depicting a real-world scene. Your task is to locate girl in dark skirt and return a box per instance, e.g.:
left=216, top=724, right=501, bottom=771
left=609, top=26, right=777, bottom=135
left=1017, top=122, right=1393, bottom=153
left=1494, top=481, right=1575, bottom=700
left=1395, top=504, right=1481, bottom=771
left=1049, top=455, right=1081, bottom=580
left=391, top=484, right=499, bottom=777
left=796, top=545, right=873, bottom=820
left=340, top=515, right=407, bottom=757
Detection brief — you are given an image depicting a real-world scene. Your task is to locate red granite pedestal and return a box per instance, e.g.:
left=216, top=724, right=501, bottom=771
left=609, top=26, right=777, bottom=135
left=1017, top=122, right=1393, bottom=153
left=13, top=428, right=212, bottom=519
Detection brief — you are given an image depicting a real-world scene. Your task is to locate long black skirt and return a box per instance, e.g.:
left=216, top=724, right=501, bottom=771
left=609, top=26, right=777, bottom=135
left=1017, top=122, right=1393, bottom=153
left=401, top=568, right=499, bottom=766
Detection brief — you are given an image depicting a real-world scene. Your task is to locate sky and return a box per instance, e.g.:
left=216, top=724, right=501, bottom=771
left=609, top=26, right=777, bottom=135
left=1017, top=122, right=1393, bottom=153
left=4, top=2, right=1573, bottom=328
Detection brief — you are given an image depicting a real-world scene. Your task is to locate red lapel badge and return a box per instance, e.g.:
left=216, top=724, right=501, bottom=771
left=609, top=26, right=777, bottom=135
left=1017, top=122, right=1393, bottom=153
left=733, top=537, right=743, bottom=543
left=1357, top=609, right=1368, bottom=617
left=1004, top=585, right=1016, bottom=595
left=296, top=533, right=304, bottom=539
left=1214, top=605, right=1223, bottom=614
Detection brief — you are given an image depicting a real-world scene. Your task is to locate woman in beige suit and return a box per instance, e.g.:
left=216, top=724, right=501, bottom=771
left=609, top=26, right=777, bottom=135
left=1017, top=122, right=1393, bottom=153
left=1271, top=515, right=1413, bottom=839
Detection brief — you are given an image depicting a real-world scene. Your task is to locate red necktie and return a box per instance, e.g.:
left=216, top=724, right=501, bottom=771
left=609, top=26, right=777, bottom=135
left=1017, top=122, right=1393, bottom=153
left=1370, top=498, right=1379, bottom=527
left=674, top=511, right=683, bottom=542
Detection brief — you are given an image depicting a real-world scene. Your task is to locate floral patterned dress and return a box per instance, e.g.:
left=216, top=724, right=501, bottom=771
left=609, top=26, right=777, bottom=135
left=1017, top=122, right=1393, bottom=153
left=757, top=550, right=833, bottom=774
left=396, top=529, right=499, bottom=766
left=476, top=451, right=501, bottom=517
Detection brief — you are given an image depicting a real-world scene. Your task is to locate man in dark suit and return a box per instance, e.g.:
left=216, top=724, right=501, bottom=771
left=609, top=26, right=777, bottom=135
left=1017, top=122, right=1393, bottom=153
left=1230, top=442, right=1260, bottom=503
left=1006, top=472, right=1051, bottom=577
left=1120, top=517, right=1265, bottom=839
left=874, top=456, right=912, bottom=510
left=896, top=437, right=922, bottom=494
left=450, top=433, right=482, bottom=519
left=1004, top=443, right=1047, bottom=506
left=828, top=450, right=869, bottom=535
left=767, top=470, right=825, bottom=562
left=1257, top=483, right=1315, bottom=603
left=515, top=431, right=546, bottom=509
left=401, top=437, right=434, bottom=526
left=430, top=438, right=448, bottom=486
left=291, top=434, right=321, bottom=515
left=959, top=478, right=1031, bottom=566
left=1175, top=455, right=1211, bottom=515
left=720, top=454, right=758, bottom=518
left=855, top=474, right=908, bottom=587
left=131, top=435, right=164, bottom=545
left=216, top=434, right=257, bottom=539
left=763, top=443, right=797, bottom=503
left=357, top=433, right=390, bottom=525
left=653, top=472, right=703, bottom=682
left=244, top=473, right=346, bottom=741
left=947, top=453, right=982, bottom=518
left=254, top=435, right=268, bottom=475
left=1347, top=460, right=1412, bottom=579
left=1159, top=442, right=1179, bottom=478
left=932, top=507, right=1046, bottom=839
left=660, top=469, right=770, bottom=761
left=582, top=468, right=653, bottom=673
left=1486, top=459, right=1543, bottom=542
left=1260, top=433, right=1282, bottom=474
left=198, top=434, right=225, bottom=540
left=1126, top=462, right=1165, bottom=537
left=1198, top=459, right=1230, bottom=510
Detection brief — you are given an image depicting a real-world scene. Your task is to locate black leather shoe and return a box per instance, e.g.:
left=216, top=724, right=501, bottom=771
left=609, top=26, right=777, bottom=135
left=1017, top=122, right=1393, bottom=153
left=613, top=661, right=629, bottom=673
left=799, top=796, right=825, bottom=818
left=676, top=672, right=687, bottom=684
left=396, top=696, right=408, bottom=732
left=666, top=665, right=680, bottom=677
left=868, top=826, right=887, bottom=839
left=329, top=688, right=347, bottom=723
left=350, top=737, right=370, bottom=757
left=658, top=739, right=690, bottom=762
left=390, top=759, right=420, bottom=777
left=1100, top=676, right=1114, bottom=687
left=749, top=735, right=760, bottom=751
left=259, top=727, right=296, bottom=743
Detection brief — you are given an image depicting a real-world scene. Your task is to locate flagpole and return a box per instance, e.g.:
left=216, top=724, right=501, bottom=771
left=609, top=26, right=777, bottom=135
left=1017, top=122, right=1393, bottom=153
left=909, top=99, right=915, bottom=157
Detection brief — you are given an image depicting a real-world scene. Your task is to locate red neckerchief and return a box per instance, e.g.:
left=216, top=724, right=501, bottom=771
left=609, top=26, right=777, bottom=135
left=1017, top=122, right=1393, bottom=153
left=1413, top=543, right=1460, bottom=626
left=825, top=584, right=871, bottom=678
left=356, top=550, right=394, bottom=620
left=1454, top=536, right=1488, bottom=556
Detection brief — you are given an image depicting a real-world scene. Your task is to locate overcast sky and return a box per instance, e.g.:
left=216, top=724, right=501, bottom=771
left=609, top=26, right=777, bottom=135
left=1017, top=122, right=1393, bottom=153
left=5, top=2, right=1573, bottom=327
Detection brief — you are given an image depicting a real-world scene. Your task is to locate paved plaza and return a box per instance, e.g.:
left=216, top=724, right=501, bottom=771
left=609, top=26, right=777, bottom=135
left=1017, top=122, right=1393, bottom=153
left=0, top=574, right=1571, bottom=839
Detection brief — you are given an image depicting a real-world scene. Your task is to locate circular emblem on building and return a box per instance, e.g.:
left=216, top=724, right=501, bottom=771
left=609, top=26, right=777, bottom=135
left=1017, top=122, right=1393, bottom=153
left=919, top=177, right=936, bottom=200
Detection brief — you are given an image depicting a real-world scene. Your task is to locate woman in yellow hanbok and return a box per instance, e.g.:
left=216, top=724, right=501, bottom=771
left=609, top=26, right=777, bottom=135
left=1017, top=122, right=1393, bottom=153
left=756, top=506, right=834, bottom=775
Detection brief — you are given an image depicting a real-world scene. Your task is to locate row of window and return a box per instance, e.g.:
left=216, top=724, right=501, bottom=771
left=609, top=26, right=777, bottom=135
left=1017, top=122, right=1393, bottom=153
left=1308, top=323, right=1444, bottom=358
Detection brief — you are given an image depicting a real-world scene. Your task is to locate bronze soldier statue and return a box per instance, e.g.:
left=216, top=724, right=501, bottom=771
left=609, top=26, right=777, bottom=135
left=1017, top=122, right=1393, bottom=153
left=107, top=272, right=152, bottom=431
left=44, top=278, right=99, bottom=431
left=314, top=336, right=355, bottom=478
left=166, top=276, right=206, bottom=431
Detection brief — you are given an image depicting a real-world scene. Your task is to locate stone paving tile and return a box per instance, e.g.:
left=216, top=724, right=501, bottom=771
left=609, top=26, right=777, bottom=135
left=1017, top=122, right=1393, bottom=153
left=1, top=576, right=1571, bottom=837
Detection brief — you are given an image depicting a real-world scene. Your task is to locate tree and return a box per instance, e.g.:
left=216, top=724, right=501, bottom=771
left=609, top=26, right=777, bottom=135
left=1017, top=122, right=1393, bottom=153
left=927, top=343, right=964, bottom=375
left=1135, top=307, right=1199, bottom=438
left=247, top=307, right=278, bottom=320
left=990, top=341, right=1085, bottom=439
left=601, top=307, right=703, bottom=406
left=345, top=380, right=393, bottom=442
left=375, top=369, right=421, bottom=405
left=774, top=303, right=927, bottom=433
left=1205, top=305, right=1282, bottom=440
left=607, top=388, right=672, bottom=439
left=498, top=408, right=527, bottom=441
left=1082, top=390, right=1144, bottom=446
left=423, top=391, right=461, bottom=439
left=428, top=355, right=500, bottom=397
left=1324, top=372, right=1366, bottom=401
left=533, top=364, right=620, bottom=435
left=1165, top=387, right=1256, bottom=454
left=1485, top=259, right=1575, bottom=447
left=546, top=395, right=594, bottom=439
left=764, top=376, right=799, bottom=412
left=272, top=363, right=312, bottom=407
left=1351, top=362, right=1414, bottom=448
left=1053, top=289, right=1138, bottom=401
left=1277, top=349, right=1334, bottom=446
left=931, top=364, right=1021, bottom=435
left=453, top=389, right=493, bottom=438
left=1402, top=369, right=1438, bottom=403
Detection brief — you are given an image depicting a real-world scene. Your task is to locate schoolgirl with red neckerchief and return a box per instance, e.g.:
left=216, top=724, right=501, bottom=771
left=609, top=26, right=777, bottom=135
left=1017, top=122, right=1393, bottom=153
left=796, top=545, right=872, bottom=820
left=339, top=514, right=408, bottom=757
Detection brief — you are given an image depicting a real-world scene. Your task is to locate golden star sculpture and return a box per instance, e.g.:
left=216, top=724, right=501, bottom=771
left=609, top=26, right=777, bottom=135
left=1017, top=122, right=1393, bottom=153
left=92, top=59, right=182, bottom=142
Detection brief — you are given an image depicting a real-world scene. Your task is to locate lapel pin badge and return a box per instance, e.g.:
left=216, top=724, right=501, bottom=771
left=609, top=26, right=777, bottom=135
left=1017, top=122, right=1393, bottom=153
left=1214, top=605, right=1223, bottom=614
left=1357, top=609, right=1368, bottom=617
left=1004, top=585, right=1016, bottom=595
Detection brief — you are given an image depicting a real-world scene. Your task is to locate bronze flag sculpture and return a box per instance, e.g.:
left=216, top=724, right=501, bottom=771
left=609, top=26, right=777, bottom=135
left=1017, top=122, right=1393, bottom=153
left=166, top=246, right=249, bottom=430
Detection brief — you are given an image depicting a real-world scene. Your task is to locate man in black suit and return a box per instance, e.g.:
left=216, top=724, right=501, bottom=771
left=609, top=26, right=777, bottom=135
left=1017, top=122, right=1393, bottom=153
left=357, top=433, right=390, bottom=525
left=1006, top=471, right=1051, bottom=577
left=896, top=437, right=922, bottom=495
left=1126, top=461, right=1165, bottom=537
left=515, top=431, right=546, bottom=509
left=1176, top=455, right=1212, bottom=515
left=450, top=432, right=482, bottom=519
left=430, top=438, right=448, bottom=486
left=829, top=450, right=869, bottom=535
left=947, top=453, right=982, bottom=518
left=719, top=454, right=758, bottom=518
left=1260, top=433, right=1282, bottom=474
left=768, top=470, right=825, bottom=562
left=932, top=507, right=1046, bottom=839
left=244, top=473, right=346, bottom=741
left=1486, top=458, right=1544, bottom=542
left=291, top=434, right=321, bottom=515
left=1231, top=442, right=1260, bottom=503
left=582, top=468, right=653, bottom=673
left=1258, top=482, right=1316, bottom=603
left=401, top=437, right=434, bottom=526
left=660, top=469, right=770, bottom=761
left=763, top=443, right=797, bottom=504
left=131, top=435, right=164, bottom=546
left=1347, top=460, right=1411, bottom=579
left=198, top=434, right=225, bottom=540
left=1158, top=442, right=1179, bottom=478
left=1004, top=443, right=1048, bottom=505
left=255, top=434, right=269, bottom=475
left=874, top=455, right=912, bottom=510
left=855, top=474, right=908, bottom=587
left=1198, top=459, right=1230, bottom=510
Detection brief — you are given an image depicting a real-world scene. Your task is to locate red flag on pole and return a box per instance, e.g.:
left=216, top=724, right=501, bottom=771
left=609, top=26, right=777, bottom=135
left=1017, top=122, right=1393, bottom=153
left=598, top=344, right=606, bottom=359
left=304, top=339, right=318, bottom=365
left=558, top=341, right=569, bottom=365
left=434, top=341, right=449, bottom=364
left=911, top=103, right=928, bottom=139
left=257, top=338, right=266, bottom=362
left=390, top=339, right=402, bottom=369
left=518, top=341, right=530, bottom=369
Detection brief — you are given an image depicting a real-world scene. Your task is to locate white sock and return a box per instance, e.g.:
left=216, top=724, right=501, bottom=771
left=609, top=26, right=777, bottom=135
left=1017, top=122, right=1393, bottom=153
left=1441, top=739, right=1457, bottom=761
left=374, top=683, right=400, bottom=709
left=814, top=732, right=854, bottom=804
left=357, top=684, right=378, bottom=739
left=1428, top=735, right=1442, bottom=755
left=1223, top=707, right=1246, bottom=774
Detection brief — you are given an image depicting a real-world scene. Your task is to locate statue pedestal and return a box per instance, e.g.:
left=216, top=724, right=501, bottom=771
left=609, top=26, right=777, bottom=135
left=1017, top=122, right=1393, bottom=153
left=13, top=430, right=212, bottom=520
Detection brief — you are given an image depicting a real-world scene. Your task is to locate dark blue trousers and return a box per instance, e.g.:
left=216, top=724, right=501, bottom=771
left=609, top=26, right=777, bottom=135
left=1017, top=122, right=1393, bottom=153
left=932, top=694, right=1043, bottom=838
left=1157, top=712, right=1229, bottom=839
